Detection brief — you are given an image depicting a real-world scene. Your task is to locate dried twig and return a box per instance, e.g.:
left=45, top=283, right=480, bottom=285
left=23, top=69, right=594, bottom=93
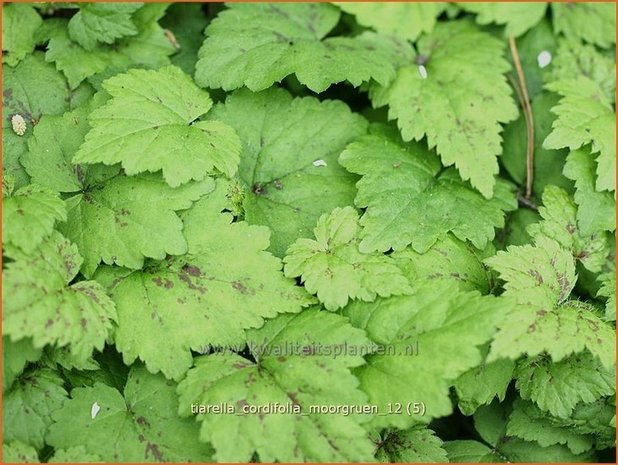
left=508, top=36, right=535, bottom=199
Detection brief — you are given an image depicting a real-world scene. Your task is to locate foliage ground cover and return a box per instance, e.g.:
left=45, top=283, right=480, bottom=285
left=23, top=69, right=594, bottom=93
left=1, top=2, right=616, bottom=463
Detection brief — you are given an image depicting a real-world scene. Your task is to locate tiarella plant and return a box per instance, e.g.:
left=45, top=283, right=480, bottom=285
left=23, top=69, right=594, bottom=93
left=1, top=2, right=616, bottom=463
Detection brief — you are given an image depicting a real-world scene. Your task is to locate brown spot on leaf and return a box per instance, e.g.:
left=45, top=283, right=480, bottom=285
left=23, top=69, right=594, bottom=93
left=231, top=281, right=250, bottom=294
left=301, top=345, right=314, bottom=356
left=145, top=443, right=163, bottom=461
left=288, top=391, right=300, bottom=407
left=415, top=54, right=428, bottom=65
left=527, top=269, right=544, bottom=284
left=236, top=399, right=249, bottom=409
left=136, top=416, right=151, bottom=428
left=252, top=182, right=265, bottom=196
left=182, top=264, right=201, bottom=277
left=179, top=271, right=207, bottom=294
left=152, top=277, right=174, bottom=289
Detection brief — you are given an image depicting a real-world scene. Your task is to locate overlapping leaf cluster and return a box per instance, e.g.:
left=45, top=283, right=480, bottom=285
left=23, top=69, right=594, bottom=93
left=2, top=2, right=615, bottom=463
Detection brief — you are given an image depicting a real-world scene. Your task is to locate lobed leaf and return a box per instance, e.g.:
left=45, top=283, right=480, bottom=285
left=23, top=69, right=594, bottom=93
left=177, top=309, right=375, bottom=462
left=98, top=180, right=313, bottom=380
left=284, top=206, right=412, bottom=310
left=339, top=133, right=516, bottom=253
left=47, top=366, right=213, bottom=462
left=3, top=231, right=117, bottom=364
left=195, top=3, right=407, bottom=93
left=369, top=20, right=518, bottom=197
left=73, top=66, right=241, bottom=187
left=209, top=88, right=367, bottom=256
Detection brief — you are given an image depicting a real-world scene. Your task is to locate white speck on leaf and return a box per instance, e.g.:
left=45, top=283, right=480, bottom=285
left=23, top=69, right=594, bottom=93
left=91, top=402, right=101, bottom=420
left=418, top=65, right=428, bottom=79
left=313, top=159, right=327, bottom=167
left=11, top=114, right=26, bottom=136
left=537, top=51, right=552, bottom=68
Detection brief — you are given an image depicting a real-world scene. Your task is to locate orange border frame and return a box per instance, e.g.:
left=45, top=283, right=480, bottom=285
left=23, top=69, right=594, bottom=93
left=0, top=1, right=616, bottom=464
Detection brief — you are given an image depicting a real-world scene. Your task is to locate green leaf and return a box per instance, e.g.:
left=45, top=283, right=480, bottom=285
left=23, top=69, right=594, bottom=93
left=2, top=441, right=40, bottom=463
left=473, top=400, right=510, bottom=447
left=507, top=400, right=594, bottom=454
left=563, top=148, right=615, bottom=235
left=487, top=237, right=576, bottom=305
left=55, top=346, right=129, bottom=392
left=195, top=3, right=406, bottom=92
left=486, top=237, right=616, bottom=368
left=468, top=401, right=595, bottom=462
left=2, top=4, right=42, bottom=66
left=544, top=78, right=616, bottom=192
left=2, top=337, right=42, bottom=392
left=68, top=3, right=142, bottom=50
left=498, top=438, right=595, bottom=463
left=460, top=2, right=547, bottom=37
left=502, top=208, right=540, bottom=248
left=22, top=104, right=111, bottom=193
left=551, top=3, right=616, bottom=49
left=339, top=133, right=517, bottom=253
left=73, top=66, right=240, bottom=187
left=49, top=446, right=101, bottom=463
left=209, top=88, right=367, bottom=256
left=344, top=282, right=505, bottom=429
left=515, top=353, right=615, bottom=419
left=3, top=53, right=70, bottom=190
left=547, top=39, right=616, bottom=104
left=97, top=180, right=312, bottom=380
left=177, top=309, right=374, bottom=462
left=284, top=206, right=411, bottom=310
left=3, top=173, right=16, bottom=197
left=336, top=2, right=445, bottom=41
left=59, top=174, right=213, bottom=277
left=45, top=7, right=175, bottom=90
left=444, top=440, right=501, bottom=462
left=2, top=185, right=66, bottom=254
left=374, top=427, right=448, bottom=462
left=369, top=20, right=518, bottom=197
left=392, top=235, right=493, bottom=293
left=454, top=350, right=515, bottom=416
left=597, top=272, right=616, bottom=321
left=528, top=185, right=609, bottom=273
left=3, top=368, right=68, bottom=449
left=3, top=231, right=117, bottom=364
left=47, top=366, right=213, bottom=462
left=555, top=398, right=617, bottom=450
left=501, top=92, right=572, bottom=198
left=160, top=3, right=208, bottom=75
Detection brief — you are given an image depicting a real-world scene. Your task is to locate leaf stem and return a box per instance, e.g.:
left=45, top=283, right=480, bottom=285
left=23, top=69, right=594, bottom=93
left=508, top=36, right=535, bottom=199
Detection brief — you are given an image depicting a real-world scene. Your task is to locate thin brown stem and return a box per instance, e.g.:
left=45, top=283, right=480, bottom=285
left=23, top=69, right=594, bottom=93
left=507, top=74, right=525, bottom=111
left=508, top=36, right=535, bottom=199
